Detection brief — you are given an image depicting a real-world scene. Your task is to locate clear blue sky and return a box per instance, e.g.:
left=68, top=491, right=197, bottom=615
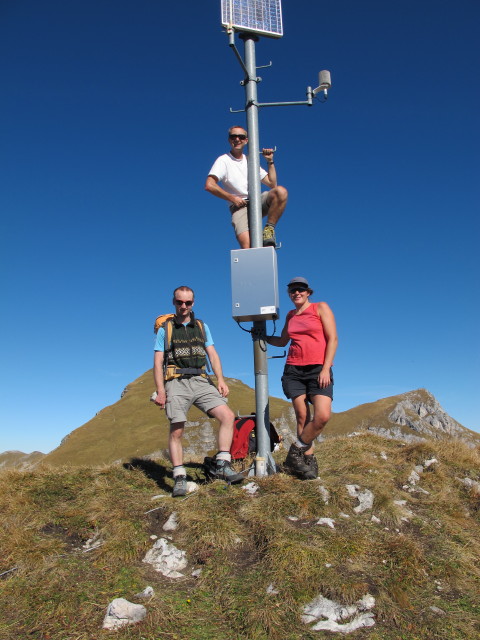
left=1, top=0, right=479, bottom=453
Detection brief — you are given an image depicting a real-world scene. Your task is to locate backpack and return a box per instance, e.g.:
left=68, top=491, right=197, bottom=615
left=230, top=415, right=280, bottom=460
left=154, top=313, right=212, bottom=381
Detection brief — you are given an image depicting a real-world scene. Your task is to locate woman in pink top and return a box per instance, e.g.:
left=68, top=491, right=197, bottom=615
left=266, top=277, right=338, bottom=480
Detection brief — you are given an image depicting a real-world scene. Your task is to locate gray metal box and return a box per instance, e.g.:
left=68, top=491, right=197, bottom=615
left=231, top=247, right=279, bottom=322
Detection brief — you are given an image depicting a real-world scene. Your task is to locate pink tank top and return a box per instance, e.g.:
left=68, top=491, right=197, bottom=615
left=286, top=303, right=327, bottom=365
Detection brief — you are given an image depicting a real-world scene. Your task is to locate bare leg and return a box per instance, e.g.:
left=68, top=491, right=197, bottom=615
left=169, top=422, right=185, bottom=467
left=236, top=230, right=251, bottom=249
left=300, top=395, right=332, bottom=454
left=265, top=186, right=288, bottom=225
left=291, top=394, right=309, bottom=439
left=209, top=404, right=235, bottom=452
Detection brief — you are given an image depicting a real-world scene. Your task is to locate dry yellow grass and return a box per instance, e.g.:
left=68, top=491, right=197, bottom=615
left=0, top=434, right=479, bottom=640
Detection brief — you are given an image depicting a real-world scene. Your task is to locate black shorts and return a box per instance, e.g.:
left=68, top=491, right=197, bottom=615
left=281, top=364, right=334, bottom=402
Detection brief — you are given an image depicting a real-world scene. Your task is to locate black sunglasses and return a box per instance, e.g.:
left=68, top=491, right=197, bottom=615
left=229, top=134, right=247, bottom=140
left=175, top=299, right=193, bottom=306
left=288, top=287, right=308, bottom=294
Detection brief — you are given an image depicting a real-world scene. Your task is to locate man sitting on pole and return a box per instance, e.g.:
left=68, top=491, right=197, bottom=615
left=205, top=125, right=288, bottom=248
left=153, top=286, right=244, bottom=497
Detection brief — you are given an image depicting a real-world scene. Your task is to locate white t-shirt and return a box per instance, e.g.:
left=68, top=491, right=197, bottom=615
left=208, top=153, right=267, bottom=199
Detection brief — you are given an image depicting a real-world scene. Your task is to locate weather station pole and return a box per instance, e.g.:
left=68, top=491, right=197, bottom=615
left=240, top=32, right=272, bottom=476
left=223, top=0, right=331, bottom=477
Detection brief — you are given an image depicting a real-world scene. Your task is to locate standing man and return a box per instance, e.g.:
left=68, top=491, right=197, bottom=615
left=153, top=286, right=244, bottom=497
left=205, top=125, right=288, bottom=249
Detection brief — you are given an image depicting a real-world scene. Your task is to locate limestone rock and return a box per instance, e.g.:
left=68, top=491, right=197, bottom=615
left=242, top=482, right=259, bottom=495
left=315, top=518, right=335, bottom=529
left=346, top=484, right=374, bottom=513
left=135, top=586, right=155, bottom=600
left=302, top=593, right=375, bottom=633
left=143, top=538, right=187, bottom=578
left=102, top=598, right=146, bottom=630
left=162, top=512, right=179, bottom=531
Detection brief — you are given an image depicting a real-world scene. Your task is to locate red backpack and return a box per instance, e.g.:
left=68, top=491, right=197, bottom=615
left=230, top=415, right=280, bottom=460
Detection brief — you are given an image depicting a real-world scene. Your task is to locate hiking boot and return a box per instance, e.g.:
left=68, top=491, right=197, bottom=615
left=283, top=443, right=315, bottom=479
left=262, top=225, right=277, bottom=247
left=172, top=475, right=187, bottom=497
left=214, top=460, right=244, bottom=484
left=304, top=453, right=319, bottom=478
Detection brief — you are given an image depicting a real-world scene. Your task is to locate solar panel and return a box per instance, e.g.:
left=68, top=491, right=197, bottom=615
left=221, top=0, right=283, bottom=38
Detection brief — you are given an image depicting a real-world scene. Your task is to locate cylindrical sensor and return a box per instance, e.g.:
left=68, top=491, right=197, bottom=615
left=319, top=70, right=331, bottom=89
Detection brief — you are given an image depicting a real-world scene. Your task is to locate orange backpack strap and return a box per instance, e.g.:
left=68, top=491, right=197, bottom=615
left=154, top=313, right=174, bottom=334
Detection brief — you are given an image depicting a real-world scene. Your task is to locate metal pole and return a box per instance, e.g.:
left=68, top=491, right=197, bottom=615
left=241, top=34, right=262, bottom=248
left=241, top=33, right=272, bottom=476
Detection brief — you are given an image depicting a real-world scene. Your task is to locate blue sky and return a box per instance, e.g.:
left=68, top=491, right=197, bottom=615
left=1, top=0, right=479, bottom=453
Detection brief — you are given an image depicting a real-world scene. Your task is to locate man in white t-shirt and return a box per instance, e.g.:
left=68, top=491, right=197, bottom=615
left=205, top=125, right=288, bottom=248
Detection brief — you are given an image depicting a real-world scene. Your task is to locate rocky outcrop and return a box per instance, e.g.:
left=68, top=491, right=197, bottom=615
left=385, top=390, right=477, bottom=445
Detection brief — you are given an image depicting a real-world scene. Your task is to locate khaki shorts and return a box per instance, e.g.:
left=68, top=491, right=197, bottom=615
left=165, top=376, right=227, bottom=424
left=231, top=192, right=270, bottom=236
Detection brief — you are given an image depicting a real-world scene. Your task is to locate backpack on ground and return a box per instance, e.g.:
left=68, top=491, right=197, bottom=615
left=230, top=415, right=280, bottom=460
left=154, top=313, right=212, bottom=381
left=203, top=456, right=218, bottom=481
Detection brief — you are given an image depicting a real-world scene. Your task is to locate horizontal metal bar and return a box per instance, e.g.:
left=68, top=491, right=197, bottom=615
left=257, top=100, right=312, bottom=107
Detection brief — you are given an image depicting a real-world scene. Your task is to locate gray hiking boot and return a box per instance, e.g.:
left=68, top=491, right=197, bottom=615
left=283, top=443, right=316, bottom=479
left=262, top=225, right=277, bottom=247
left=172, top=475, right=187, bottom=497
left=214, top=460, right=244, bottom=484
left=304, top=453, right=319, bottom=478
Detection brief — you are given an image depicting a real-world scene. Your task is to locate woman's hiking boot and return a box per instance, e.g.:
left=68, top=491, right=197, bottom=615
left=283, top=443, right=316, bottom=479
left=304, top=453, right=319, bottom=478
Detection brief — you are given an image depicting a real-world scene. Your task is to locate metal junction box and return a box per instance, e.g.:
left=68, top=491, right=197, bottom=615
left=231, top=247, right=279, bottom=322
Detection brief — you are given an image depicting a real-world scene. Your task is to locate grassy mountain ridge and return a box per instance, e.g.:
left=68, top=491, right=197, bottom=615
left=1, top=434, right=479, bottom=639
left=3, top=371, right=479, bottom=470
left=39, top=370, right=295, bottom=468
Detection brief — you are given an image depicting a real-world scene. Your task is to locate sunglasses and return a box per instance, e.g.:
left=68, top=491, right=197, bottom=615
left=229, top=134, right=247, bottom=140
left=175, top=299, right=193, bottom=306
left=288, top=287, right=308, bottom=294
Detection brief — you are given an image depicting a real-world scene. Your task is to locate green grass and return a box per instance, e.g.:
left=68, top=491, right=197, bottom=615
left=1, top=434, right=479, bottom=639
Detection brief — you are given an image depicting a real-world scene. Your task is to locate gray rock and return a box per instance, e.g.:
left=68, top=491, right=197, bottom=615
left=102, top=598, right=146, bottom=630
left=135, top=586, right=155, bottom=600
left=302, top=593, right=375, bottom=633
left=143, top=538, right=187, bottom=578
left=162, top=512, right=179, bottom=531
left=346, top=484, right=374, bottom=513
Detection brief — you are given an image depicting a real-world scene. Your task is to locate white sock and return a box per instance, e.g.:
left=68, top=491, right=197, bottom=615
left=216, top=451, right=231, bottom=463
left=295, top=437, right=309, bottom=449
left=173, top=465, right=186, bottom=478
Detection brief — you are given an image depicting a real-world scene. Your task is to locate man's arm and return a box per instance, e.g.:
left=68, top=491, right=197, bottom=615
left=261, top=148, right=277, bottom=189
left=317, top=302, right=338, bottom=388
left=205, top=344, right=229, bottom=397
left=153, top=350, right=167, bottom=408
left=205, top=175, right=246, bottom=209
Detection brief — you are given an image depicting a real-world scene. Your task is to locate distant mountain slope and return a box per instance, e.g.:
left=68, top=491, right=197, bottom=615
left=39, top=370, right=295, bottom=468
left=2, top=373, right=478, bottom=471
left=0, top=450, right=45, bottom=470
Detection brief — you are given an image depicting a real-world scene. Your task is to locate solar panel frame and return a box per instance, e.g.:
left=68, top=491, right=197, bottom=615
left=221, top=0, right=283, bottom=38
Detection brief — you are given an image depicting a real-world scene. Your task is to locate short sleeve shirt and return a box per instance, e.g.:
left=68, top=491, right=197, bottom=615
left=208, top=153, right=267, bottom=199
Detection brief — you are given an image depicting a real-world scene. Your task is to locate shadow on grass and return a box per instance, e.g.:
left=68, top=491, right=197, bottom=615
left=123, top=458, right=210, bottom=492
